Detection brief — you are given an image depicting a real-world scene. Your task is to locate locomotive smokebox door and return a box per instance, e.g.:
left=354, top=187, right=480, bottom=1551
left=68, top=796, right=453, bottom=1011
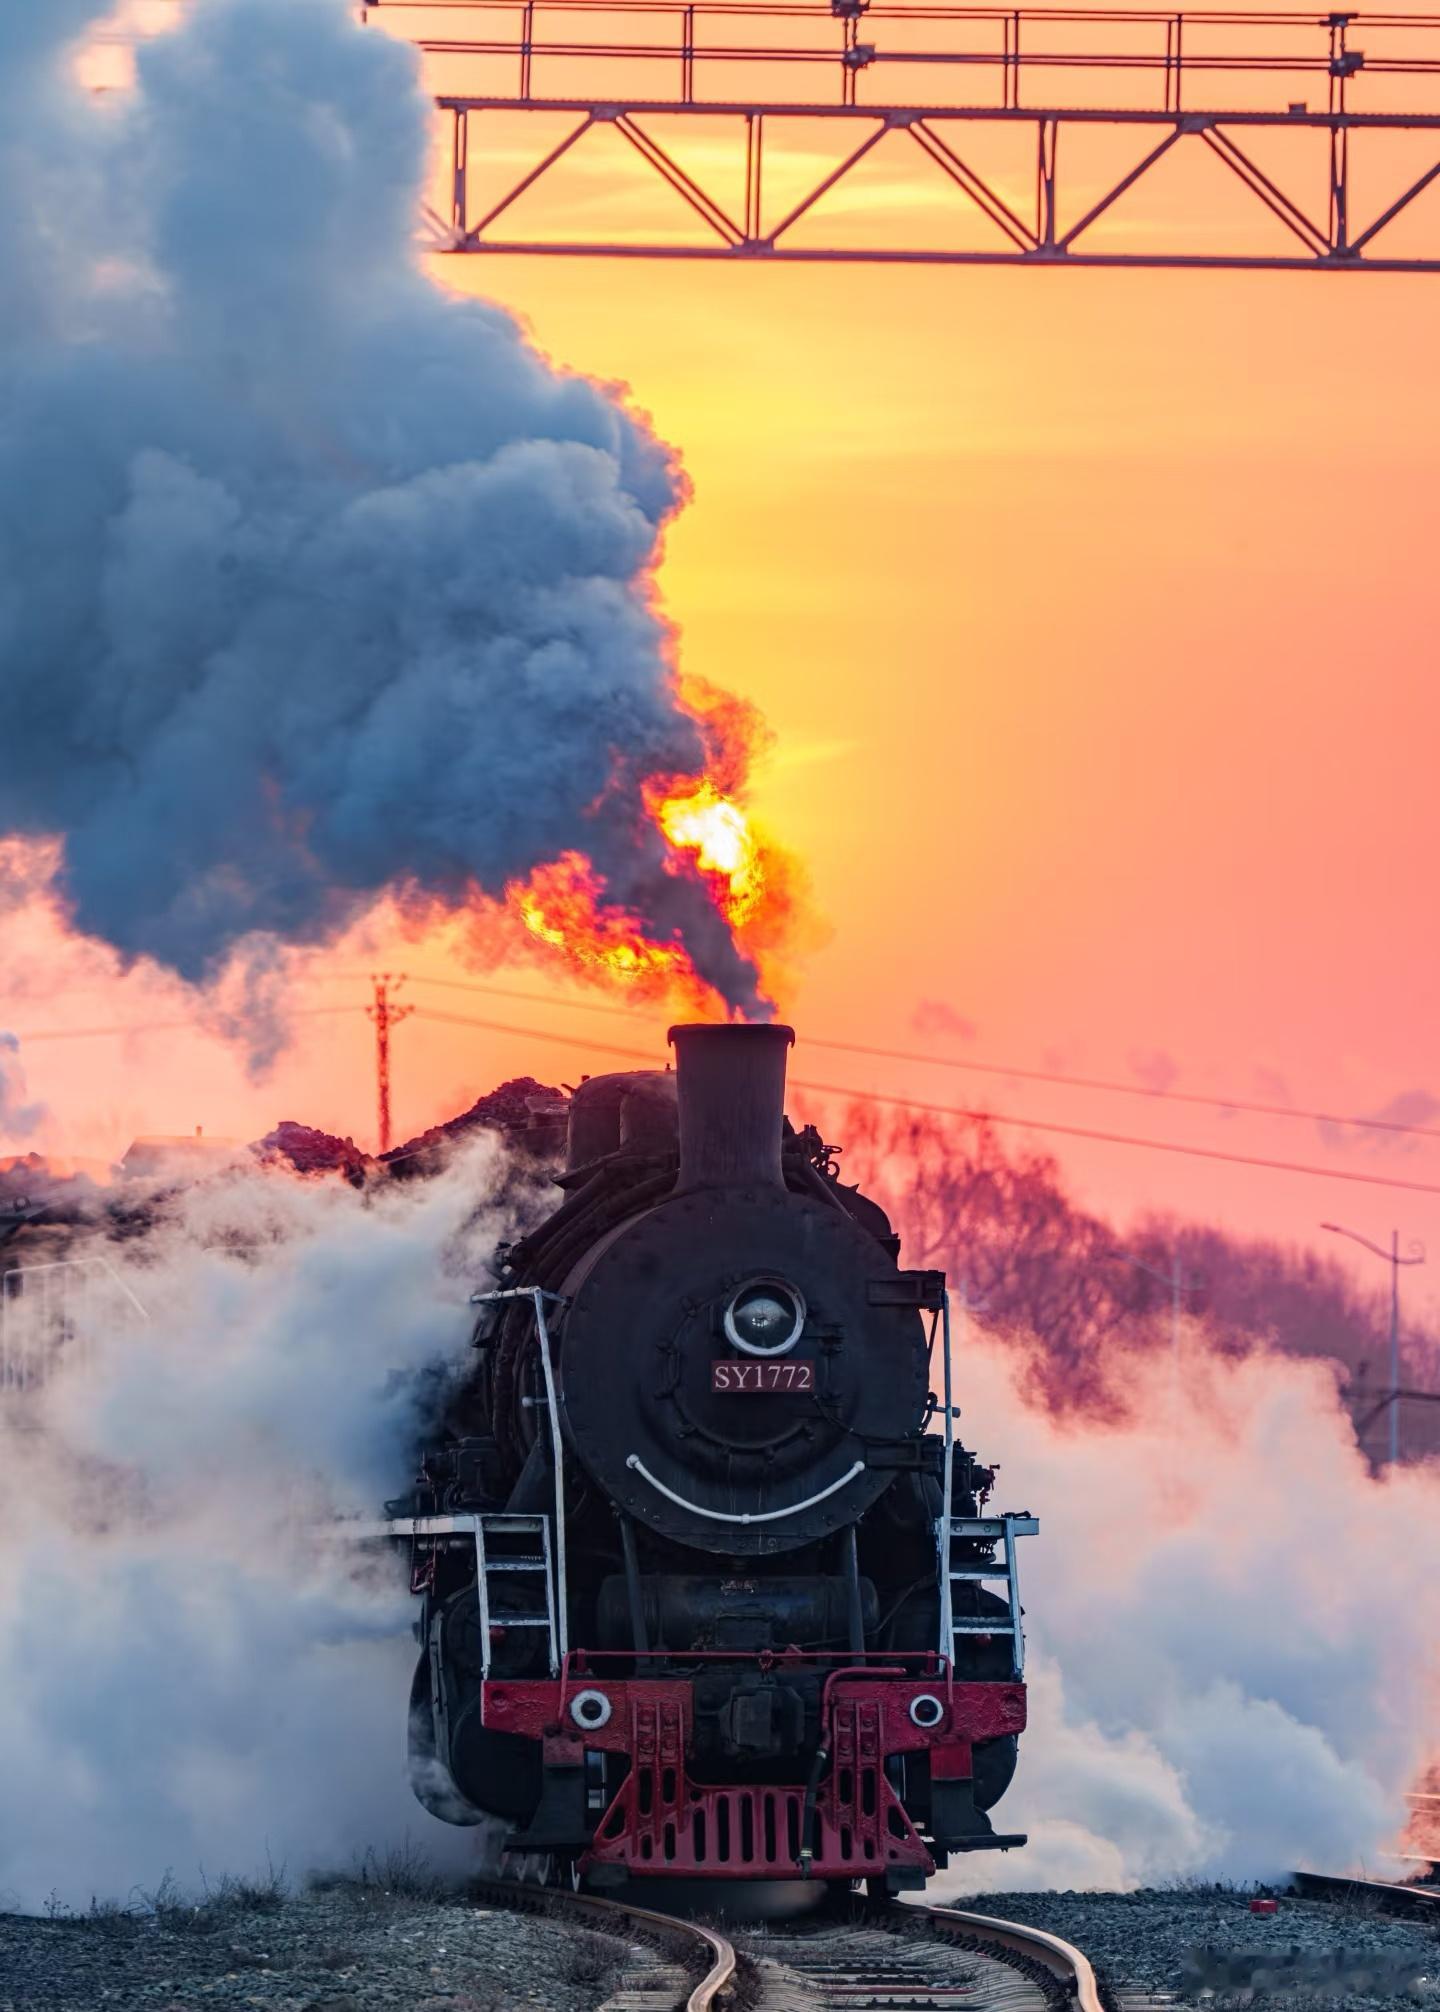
left=555, top=1024, right=929, bottom=1555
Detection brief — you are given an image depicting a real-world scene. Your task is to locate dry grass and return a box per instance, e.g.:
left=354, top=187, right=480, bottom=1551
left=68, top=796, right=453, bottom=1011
left=36, top=1859, right=292, bottom=1937
left=308, top=1837, right=453, bottom=1908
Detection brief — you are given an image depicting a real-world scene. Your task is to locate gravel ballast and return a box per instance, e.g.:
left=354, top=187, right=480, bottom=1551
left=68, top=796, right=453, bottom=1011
left=0, top=1884, right=634, bottom=2012
left=942, top=1888, right=1439, bottom=2008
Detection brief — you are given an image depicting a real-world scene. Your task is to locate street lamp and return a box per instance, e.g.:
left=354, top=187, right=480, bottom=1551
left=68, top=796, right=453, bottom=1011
left=1320, top=1222, right=1426, bottom=1467
left=1108, top=1246, right=1204, bottom=1367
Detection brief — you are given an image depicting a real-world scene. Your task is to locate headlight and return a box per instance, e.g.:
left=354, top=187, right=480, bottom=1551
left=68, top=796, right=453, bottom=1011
left=723, top=1277, right=806, bottom=1356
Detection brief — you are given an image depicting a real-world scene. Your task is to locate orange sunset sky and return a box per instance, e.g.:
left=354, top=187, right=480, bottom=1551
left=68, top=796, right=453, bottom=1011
left=6, top=0, right=1440, bottom=1308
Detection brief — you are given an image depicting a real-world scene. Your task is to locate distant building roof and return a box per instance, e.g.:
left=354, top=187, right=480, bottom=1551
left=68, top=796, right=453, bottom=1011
left=120, top=1131, right=243, bottom=1178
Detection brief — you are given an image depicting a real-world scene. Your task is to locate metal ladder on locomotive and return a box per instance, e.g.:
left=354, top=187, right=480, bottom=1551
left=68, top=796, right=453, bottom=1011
left=934, top=1289, right=1037, bottom=1679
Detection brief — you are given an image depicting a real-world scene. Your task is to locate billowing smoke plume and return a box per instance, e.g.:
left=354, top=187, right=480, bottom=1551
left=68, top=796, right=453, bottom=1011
left=0, top=1142, right=513, bottom=1911
left=935, top=1334, right=1440, bottom=1893
left=0, top=1034, right=45, bottom=1143
left=0, top=0, right=761, bottom=1012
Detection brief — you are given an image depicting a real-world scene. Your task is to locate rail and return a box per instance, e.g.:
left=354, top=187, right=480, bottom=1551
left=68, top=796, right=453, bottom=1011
left=471, top=1876, right=737, bottom=2009
left=468, top=1863, right=1103, bottom=2008
left=741, top=1896, right=1103, bottom=2011
left=905, top=1898, right=1106, bottom=2012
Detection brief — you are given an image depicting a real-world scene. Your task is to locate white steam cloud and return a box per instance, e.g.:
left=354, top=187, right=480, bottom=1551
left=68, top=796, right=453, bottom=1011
left=937, top=1336, right=1440, bottom=1894
left=0, top=0, right=761, bottom=1013
left=0, top=1143, right=512, bottom=1911
left=1, top=1168, right=1435, bottom=1910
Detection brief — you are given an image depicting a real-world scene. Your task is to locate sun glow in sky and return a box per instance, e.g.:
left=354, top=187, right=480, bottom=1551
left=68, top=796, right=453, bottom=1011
left=11, top=0, right=1440, bottom=1294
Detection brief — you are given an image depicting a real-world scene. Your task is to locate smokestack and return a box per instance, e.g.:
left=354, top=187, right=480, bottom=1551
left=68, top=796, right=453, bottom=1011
left=668, top=1023, right=794, bottom=1192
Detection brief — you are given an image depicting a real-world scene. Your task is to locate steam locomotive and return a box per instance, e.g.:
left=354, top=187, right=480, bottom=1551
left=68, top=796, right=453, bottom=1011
left=383, top=1024, right=1036, bottom=1894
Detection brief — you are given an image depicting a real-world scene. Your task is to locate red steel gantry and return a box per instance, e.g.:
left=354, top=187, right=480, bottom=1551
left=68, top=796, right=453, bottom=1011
left=364, top=1, right=1440, bottom=268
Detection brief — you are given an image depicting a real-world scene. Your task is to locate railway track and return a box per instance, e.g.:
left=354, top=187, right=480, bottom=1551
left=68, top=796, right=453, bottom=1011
left=470, top=1877, right=735, bottom=2011
left=1292, top=1869, right=1440, bottom=1920
left=740, top=1900, right=1104, bottom=2012
left=479, top=1866, right=1440, bottom=2012
left=472, top=1880, right=1104, bottom=2012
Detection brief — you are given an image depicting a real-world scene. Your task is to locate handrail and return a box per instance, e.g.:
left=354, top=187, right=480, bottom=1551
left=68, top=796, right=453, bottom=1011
left=372, top=0, right=1440, bottom=119
left=1, top=1253, right=149, bottom=1319
left=371, top=2, right=1440, bottom=26
left=937, top=1287, right=955, bottom=1663
left=530, top=1290, right=568, bottom=1664
left=0, top=1255, right=149, bottom=1393
left=472, top=1286, right=570, bottom=1664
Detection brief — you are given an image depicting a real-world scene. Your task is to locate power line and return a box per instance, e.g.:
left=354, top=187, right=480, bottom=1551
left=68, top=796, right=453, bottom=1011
left=415, top=1005, right=655, bottom=1066
left=796, top=1042, right=1440, bottom=1145
left=8, top=1017, right=198, bottom=1043
left=409, top=1007, right=1440, bottom=1199
left=8, top=1005, right=361, bottom=1044
left=14, top=986, right=1440, bottom=1198
left=392, top=972, right=1440, bottom=1146
left=21, top=968, right=1437, bottom=1149
left=788, top=1079, right=1440, bottom=1201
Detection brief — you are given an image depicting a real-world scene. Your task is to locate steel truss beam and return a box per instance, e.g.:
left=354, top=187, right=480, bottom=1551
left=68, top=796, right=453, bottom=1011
left=433, top=98, right=1440, bottom=269
left=370, top=3, right=1440, bottom=268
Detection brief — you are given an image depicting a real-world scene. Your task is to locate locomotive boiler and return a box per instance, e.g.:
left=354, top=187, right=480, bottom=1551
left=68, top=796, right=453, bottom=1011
left=384, top=1023, right=1036, bottom=1894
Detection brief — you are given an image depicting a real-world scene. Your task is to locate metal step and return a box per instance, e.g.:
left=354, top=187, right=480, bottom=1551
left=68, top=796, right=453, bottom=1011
left=944, top=1516, right=1039, bottom=1538
left=484, top=1557, right=547, bottom=1571
left=950, top=1619, right=1016, bottom=1634
left=949, top=1564, right=1010, bottom=1579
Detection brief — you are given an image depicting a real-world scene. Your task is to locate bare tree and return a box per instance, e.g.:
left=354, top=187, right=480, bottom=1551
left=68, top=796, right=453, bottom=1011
left=830, top=1103, right=1139, bottom=1412
left=825, top=1100, right=1440, bottom=1459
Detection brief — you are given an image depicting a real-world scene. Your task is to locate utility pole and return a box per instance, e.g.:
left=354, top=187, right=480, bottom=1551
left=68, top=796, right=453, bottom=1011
left=1108, top=1245, right=1203, bottom=1368
left=1321, top=1222, right=1426, bottom=1466
left=367, top=973, right=412, bottom=1154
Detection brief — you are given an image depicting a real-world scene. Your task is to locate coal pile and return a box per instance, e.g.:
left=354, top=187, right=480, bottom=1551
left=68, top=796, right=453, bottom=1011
left=382, top=1077, right=566, bottom=1175
left=0, top=1078, right=572, bottom=1279
left=253, top=1121, right=371, bottom=1187
left=0, top=1153, right=103, bottom=1251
